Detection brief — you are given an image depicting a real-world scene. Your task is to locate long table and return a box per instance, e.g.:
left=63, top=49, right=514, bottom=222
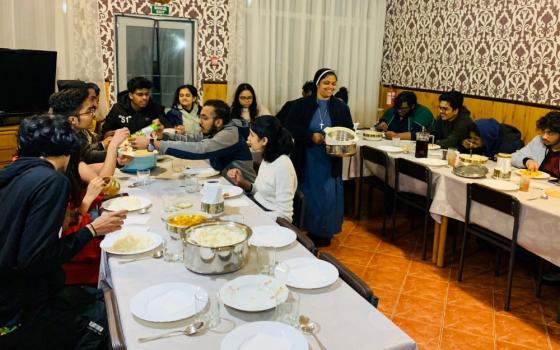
left=101, top=157, right=417, bottom=350
left=344, top=138, right=560, bottom=267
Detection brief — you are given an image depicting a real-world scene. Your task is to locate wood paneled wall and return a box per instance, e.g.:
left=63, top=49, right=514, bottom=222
left=379, top=86, right=559, bottom=144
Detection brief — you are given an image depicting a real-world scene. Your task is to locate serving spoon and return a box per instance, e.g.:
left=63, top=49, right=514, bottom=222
left=137, top=321, right=204, bottom=343
left=299, top=315, right=326, bottom=350
left=119, top=249, right=164, bottom=264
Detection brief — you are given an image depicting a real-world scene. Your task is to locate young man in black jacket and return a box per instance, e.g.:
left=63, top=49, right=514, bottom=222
left=101, top=76, right=165, bottom=137
left=0, top=115, right=126, bottom=350
left=432, top=90, right=474, bottom=149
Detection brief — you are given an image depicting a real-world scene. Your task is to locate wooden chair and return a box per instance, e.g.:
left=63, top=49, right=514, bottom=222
left=292, top=190, right=305, bottom=230
left=276, top=217, right=317, bottom=256
left=391, top=158, right=433, bottom=260
left=104, top=288, right=126, bottom=350
left=319, top=252, right=379, bottom=307
left=358, top=146, right=390, bottom=235
left=457, top=183, right=521, bottom=311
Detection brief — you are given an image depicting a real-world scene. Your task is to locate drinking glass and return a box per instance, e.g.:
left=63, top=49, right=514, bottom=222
left=447, top=148, right=457, bottom=167
left=392, top=136, right=401, bottom=147
left=163, top=231, right=183, bottom=262
left=184, top=174, right=200, bottom=193
left=195, top=288, right=209, bottom=319
left=256, top=246, right=276, bottom=275
left=206, top=293, right=222, bottom=329
left=275, top=291, right=300, bottom=326
left=136, top=169, right=151, bottom=186
left=172, top=158, right=185, bottom=175
left=519, top=174, right=531, bottom=192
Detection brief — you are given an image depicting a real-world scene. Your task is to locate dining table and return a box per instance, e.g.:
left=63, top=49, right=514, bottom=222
left=99, top=156, right=417, bottom=350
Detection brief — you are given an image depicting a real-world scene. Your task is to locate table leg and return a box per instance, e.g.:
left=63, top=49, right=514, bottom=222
left=354, top=177, right=360, bottom=219
left=432, top=221, right=440, bottom=264
left=436, top=216, right=449, bottom=267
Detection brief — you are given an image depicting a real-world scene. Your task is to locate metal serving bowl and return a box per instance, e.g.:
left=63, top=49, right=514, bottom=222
left=181, top=221, right=252, bottom=275
left=325, top=143, right=357, bottom=157
left=325, top=127, right=358, bottom=157
left=166, top=212, right=212, bottom=239
left=459, top=154, right=488, bottom=166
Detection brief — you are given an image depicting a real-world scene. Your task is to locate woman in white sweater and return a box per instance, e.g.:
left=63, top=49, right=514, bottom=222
left=227, top=116, right=297, bottom=222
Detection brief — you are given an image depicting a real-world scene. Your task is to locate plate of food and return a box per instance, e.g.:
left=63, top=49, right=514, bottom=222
left=428, top=143, right=441, bottom=150
left=101, top=195, right=152, bottom=212
left=219, top=275, right=288, bottom=312
left=515, top=169, right=551, bottom=179
left=200, top=184, right=243, bottom=199
left=100, top=227, right=162, bottom=255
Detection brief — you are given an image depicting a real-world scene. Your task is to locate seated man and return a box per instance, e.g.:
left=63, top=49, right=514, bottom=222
left=376, top=91, right=434, bottom=140
left=512, top=111, right=560, bottom=178
left=0, top=115, right=126, bottom=349
left=132, top=99, right=257, bottom=182
left=101, top=76, right=165, bottom=137
left=276, top=81, right=314, bottom=125
left=49, top=88, right=130, bottom=171
left=431, top=90, right=474, bottom=148
left=459, top=118, right=524, bottom=158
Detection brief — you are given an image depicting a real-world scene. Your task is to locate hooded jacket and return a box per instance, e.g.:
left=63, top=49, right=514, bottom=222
left=0, top=158, right=93, bottom=327
left=101, top=90, right=165, bottom=136
left=458, top=119, right=524, bottom=158
left=159, top=119, right=256, bottom=182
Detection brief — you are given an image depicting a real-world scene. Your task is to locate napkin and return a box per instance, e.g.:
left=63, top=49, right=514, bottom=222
left=240, top=333, right=293, bottom=350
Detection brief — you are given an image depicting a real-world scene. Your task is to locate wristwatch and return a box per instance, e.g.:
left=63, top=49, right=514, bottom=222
left=147, top=138, right=155, bottom=152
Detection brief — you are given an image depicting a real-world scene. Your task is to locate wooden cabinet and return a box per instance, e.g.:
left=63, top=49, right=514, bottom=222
left=0, top=125, right=18, bottom=168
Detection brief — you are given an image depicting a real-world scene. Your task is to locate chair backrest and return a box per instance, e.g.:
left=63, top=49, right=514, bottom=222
left=360, top=146, right=389, bottom=183
left=276, top=217, right=317, bottom=256
left=394, top=157, right=432, bottom=195
left=292, top=190, right=305, bottom=229
left=466, top=183, right=520, bottom=234
left=104, top=288, right=126, bottom=350
left=318, top=252, right=378, bottom=307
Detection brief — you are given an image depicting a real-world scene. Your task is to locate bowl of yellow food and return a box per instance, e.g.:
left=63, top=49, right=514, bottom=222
left=120, top=149, right=158, bottom=174
left=459, top=154, right=488, bottom=165
left=166, top=211, right=212, bottom=239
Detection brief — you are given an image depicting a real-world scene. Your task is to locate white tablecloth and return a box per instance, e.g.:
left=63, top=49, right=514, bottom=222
left=100, top=159, right=417, bottom=350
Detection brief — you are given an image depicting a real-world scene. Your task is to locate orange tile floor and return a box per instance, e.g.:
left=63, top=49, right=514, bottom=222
left=319, top=215, right=560, bottom=350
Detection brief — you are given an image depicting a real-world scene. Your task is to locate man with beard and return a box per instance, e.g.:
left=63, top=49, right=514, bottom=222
left=132, top=99, right=256, bottom=181
left=376, top=91, right=434, bottom=140
left=431, top=90, right=474, bottom=148
left=512, top=111, right=560, bottom=178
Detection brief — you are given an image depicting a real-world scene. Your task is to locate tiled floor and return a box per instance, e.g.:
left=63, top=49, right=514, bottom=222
left=319, top=214, right=560, bottom=350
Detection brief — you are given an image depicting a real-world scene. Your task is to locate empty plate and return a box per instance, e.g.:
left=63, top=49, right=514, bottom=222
left=219, top=275, right=288, bottom=312
left=130, top=283, right=206, bottom=322
left=220, top=321, right=307, bottom=350
left=185, top=167, right=220, bottom=178
left=414, top=158, right=448, bottom=167
left=376, top=145, right=402, bottom=153
left=249, top=225, right=297, bottom=248
left=481, top=179, right=519, bottom=192
left=274, top=257, right=339, bottom=289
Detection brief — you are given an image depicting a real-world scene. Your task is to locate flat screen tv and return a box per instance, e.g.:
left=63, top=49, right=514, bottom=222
left=0, top=48, right=57, bottom=117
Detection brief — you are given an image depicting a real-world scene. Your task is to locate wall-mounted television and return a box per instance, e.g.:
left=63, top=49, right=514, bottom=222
left=0, top=48, right=57, bottom=118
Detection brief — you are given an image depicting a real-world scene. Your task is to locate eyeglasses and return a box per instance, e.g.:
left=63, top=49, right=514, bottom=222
left=78, top=109, right=96, bottom=117
left=239, top=96, right=253, bottom=100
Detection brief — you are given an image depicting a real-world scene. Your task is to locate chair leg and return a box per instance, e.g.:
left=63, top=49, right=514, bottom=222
left=357, top=178, right=363, bottom=220
left=381, top=191, right=387, bottom=237
left=421, top=209, right=429, bottom=260
left=536, top=259, right=544, bottom=298
left=367, top=183, right=373, bottom=217
left=504, top=245, right=517, bottom=311
left=391, top=196, right=398, bottom=241
left=457, top=228, right=469, bottom=281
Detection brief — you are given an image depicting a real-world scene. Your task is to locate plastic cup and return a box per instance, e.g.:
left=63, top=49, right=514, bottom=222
left=519, top=174, right=531, bottom=192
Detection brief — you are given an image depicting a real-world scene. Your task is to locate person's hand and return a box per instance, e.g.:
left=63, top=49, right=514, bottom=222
left=102, top=136, right=113, bottom=149
left=312, top=132, right=325, bottom=145
left=130, top=135, right=149, bottom=150
left=175, top=125, right=186, bottom=135
left=151, top=119, right=165, bottom=139
left=376, top=121, right=388, bottom=131
left=108, top=128, right=130, bottom=149
left=90, top=210, right=127, bottom=236
left=525, top=159, right=538, bottom=171
left=462, top=139, right=475, bottom=149
left=85, top=177, right=105, bottom=200
left=117, top=154, right=133, bottom=166
left=385, top=131, right=397, bottom=140
left=227, top=168, right=244, bottom=186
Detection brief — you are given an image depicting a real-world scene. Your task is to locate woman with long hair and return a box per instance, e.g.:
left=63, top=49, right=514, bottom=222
left=227, top=116, right=297, bottom=222
left=284, top=68, right=353, bottom=246
left=230, top=83, right=270, bottom=124
left=161, top=84, right=201, bottom=135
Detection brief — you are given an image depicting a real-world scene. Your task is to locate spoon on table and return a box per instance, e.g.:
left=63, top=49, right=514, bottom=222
left=527, top=193, right=549, bottom=201
left=119, top=249, right=164, bottom=264
left=137, top=321, right=205, bottom=343
left=299, top=315, right=326, bottom=350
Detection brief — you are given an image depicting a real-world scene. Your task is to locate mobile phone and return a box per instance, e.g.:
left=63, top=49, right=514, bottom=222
left=548, top=178, right=559, bottom=185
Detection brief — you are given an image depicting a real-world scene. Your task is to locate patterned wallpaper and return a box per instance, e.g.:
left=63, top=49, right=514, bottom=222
left=381, top=0, right=560, bottom=106
left=97, top=0, right=229, bottom=101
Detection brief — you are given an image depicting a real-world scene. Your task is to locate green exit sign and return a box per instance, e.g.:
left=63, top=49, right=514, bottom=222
left=151, top=5, right=170, bottom=16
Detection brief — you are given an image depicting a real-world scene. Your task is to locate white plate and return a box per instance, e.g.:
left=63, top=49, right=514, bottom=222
left=199, top=184, right=243, bottom=199
left=185, top=167, right=220, bottom=178
left=414, top=158, right=448, bottom=167
left=101, top=195, right=152, bottom=212
left=130, top=283, right=206, bottom=323
left=219, top=275, right=288, bottom=312
left=274, top=257, right=339, bottom=289
left=481, top=179, right=519, bottom=192
left=220, top=321, right=307, bottom=350
left=376, top=145, right=402, bottom=153
left=100, top=228, right=162, bottom=255
left=249, top=225, right=297, bottom=248
left=428, top=144, right=441, bottom=150
left=514, top=169, right=551, bottom=179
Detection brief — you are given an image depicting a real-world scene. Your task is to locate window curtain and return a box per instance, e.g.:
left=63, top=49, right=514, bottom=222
left=0, top=0, right=109, bottom=118
left=228, top=0, right=387, bottom=125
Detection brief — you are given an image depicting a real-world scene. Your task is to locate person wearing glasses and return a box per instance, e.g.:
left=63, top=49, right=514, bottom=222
left=376, top=91, right=434, bottom=140
left=101, top=76, right=165, bottom=137
left=230, top=83, right=271, bottom=125
left=431, top=90, right=474, bottom=148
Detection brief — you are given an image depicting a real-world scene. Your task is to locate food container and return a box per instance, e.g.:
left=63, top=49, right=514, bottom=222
left=102, top=177, right=120, bottom=196
left=362, top=129, right=384, bottom=141
left=166, top=212, right=212, bottom=239
left=452, top=164, right=489, bottom=179
left=182, top=221, right=252, bottom=274
left=324, top=127, right=358, bottom=157
left=120, top=150, right=157, bottom=174
left=493, top=153, right=512, bottom=180
left=459, top=154, right=488, bottom=166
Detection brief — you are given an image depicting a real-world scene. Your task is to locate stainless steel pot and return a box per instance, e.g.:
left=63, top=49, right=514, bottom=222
left=325, top=143, right=357, bottom=157
left=165, top=212, right=212, bottom=240
left=181, top=221, right=252, bottom=275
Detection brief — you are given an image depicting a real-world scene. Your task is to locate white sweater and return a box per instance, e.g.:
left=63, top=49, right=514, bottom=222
left=250, top=155, right=297, bottom=222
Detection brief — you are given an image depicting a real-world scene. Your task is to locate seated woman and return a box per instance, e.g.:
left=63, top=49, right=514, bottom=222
left=227, top=116, right=297, bottom=222
left=160, top=84, right=201, bottom=135
left=459, top=118, right=524, bottom=158
left=230, top=83, right=271, bottom=125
